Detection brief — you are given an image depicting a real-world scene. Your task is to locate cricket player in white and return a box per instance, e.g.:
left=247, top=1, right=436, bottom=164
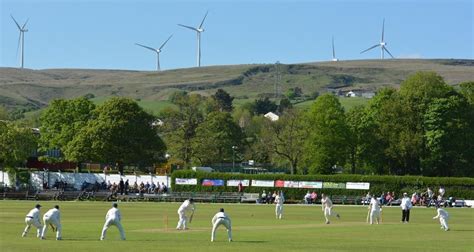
left=274, top=191, right=284, bottom=219
left=176, top=198, right=195, bottom=230
left=211, top=208, right=232, bottom=242
left=321, top=193, right=340, bottom=224
left=22, top=204, right=43, bottom=238
left=101, top=203, right=126, bottom=240
left=433, top=205, right=449, bottom=231
left=369, top=197, right=381, bottom=224
left=41, top=205, right=62, bottom=240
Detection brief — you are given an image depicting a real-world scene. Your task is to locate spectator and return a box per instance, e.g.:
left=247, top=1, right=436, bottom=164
left=411, top=192, right=418, bottom=206
left=238, top=181, right=243, bottom=194
left=310, top=191, right=318, bottom=204
left=438, top=186, right=445, bottom=200
left=380, top=192, right=386, bottom=205
left=161, top=182, right=168, bottom=193
left=124, top=180, right=129, bottom=195
left=304, top=191, right=311, bottom=204
left=261, top=190, right=267, bottom=204
left=118, top=178, right=124, bottom=195
left=385, top=192, right=393, bottom=206
left=149, top=182, right=156, bottom=194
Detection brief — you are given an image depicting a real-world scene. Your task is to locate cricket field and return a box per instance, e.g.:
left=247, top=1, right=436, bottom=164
left=0, top=200, right=473, bottom=252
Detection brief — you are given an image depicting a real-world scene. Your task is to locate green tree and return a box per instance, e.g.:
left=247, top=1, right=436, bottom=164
left=0, top=121, right=37, bottom=171
left=211, top=89, right=234, bottom=112
left=39, top=97, right=95, bottom=161
left=191, top=112, right=243, bottom=165
left=459, top=81, right=474, bottom=105
left=423, top=94, right=473, bottom=176
left=159, top=93, right=205, bottom=167
left=260, top=109, right=307, bottom=174
left=251, top=97, right=277, bottom=115
left=278, top=98, right=292, bottom=113
left=345, top=105, right=375, bottom=174
left=304, top=94, right=348, bottom=174
left=66, top=97, right=166, bottom=174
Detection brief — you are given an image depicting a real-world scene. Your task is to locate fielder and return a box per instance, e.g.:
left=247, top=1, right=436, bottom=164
left=433, top=205, right=449, bottom=231
left=41, top=205, right=62, bottom=240
left=22, top=204, right=43, bottom=238
left=274, top=191, right=284, bottom=219
left=369, top=196, right=381, bottom=224
left=211, top=208, right=232, bottom=242
left=321, top=193, right=340, bottom=224
left=101, top=203, right=126, bottom=240
left=176, top=198, right=195, bottom=230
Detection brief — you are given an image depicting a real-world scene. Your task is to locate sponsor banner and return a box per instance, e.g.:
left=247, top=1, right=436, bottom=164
left=299, top=181, right=323, bottom=189
left=284, top=181, right=300, bottom=188
left=275, top=180, right=285, bottom=187
left=251, top=180, right=274, bottom=187
left=322, top=182, right=346, bottom=189
left=202, top=179, right=224, bottom=186
left=175, top=178, right=197, bottom=185
left=346, top=182, right=370, bottom=190
left=227, top=180, right=250, bottom=187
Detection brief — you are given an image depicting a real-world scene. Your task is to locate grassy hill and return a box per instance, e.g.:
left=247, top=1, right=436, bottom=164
left=1, top=59, right=473, bottom=116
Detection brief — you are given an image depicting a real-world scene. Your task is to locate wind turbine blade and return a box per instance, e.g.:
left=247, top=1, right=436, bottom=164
left=135, top=43, right=157, bottom=52
left=178, top=24, right=198, bottom=31
left=332, top=36, right=335, bottom=59
left=11, top=15, right=21, bottom=30
left=360, top=44, right=379, bottom=54
left=199, top=10, right=209, bottom=29
left=16, top=33, right=21, bottom=57
left=22, top=18, right=29, bottom=30
left=381, top=18, right=385, bottom=42
left=159, top=34, right=173, bottom=50
left=383, top=47, right=395, bottom=58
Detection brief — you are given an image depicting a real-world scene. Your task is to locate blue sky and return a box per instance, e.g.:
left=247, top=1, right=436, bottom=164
left=1, top=0, right=472, bottom=70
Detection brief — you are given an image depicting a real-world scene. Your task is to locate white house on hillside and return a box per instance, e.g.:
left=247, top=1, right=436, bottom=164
left=264, top=112, right=279, bottom=121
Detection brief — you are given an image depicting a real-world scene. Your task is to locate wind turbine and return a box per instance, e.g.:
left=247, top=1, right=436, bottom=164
left=331, top=36, right=338, bottom=62
left=135, top=35, right=173, bottom=71
left=11, top=15, right=29, bottom=68
left=360, top=19, right=394, bottom=59
left=178, top=11, right=208, bottom=67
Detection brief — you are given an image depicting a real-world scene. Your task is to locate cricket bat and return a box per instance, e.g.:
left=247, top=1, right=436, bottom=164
left=50, top=223, right=56, bottom=232
left=189, top=212, right=194, bottom=223
left=366, top=207, right=370, bottom=223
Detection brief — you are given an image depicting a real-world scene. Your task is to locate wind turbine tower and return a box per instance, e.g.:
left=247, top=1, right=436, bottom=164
left=360, top=18, right=394, bottom=59
left=332, top=36, right=338, bottom=62
left=178, top=11, right=208, bottom=67
left=135, top=35, right=173, bottom=71
left=11, top=15, right=29, bottom=69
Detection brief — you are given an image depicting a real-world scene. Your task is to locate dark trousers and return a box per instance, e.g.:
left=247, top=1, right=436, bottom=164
left=402, top=209, right=410, bottom=222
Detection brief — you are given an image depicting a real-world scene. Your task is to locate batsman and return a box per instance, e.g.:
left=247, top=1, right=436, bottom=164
left=176, top=198, right=195, bottom=230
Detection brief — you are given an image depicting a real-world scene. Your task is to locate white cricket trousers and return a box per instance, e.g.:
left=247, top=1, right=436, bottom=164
left=324, top=207, right=338, bottom=222
left=275, top=204, right=283, bottom=219
left=211, top=218, right=232, bottom=242
left=176, top=210, right=188, bottom=230
left=101, top=218, right=125, bottom=240
left=370, top=210, right=380, bottom=224
left=42, top=217, right=62, bottom=239
left=439, top=217, right=449, bottom=230
left=23, top=217, right=43, bottom=238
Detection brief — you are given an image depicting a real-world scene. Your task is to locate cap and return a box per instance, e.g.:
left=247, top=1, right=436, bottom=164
left=35, top=204, right=41, bottom=208
left=220, top=208, right=224, bottom=212
left=403, top=192, right=407, bottom=196
left=54, top=205, right=60, bottom=209
left=113, top=203, right=118, bottom=208
left=189, top=198, right=194, bottom=202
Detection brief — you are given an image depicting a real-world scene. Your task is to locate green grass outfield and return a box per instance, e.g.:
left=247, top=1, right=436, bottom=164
left=0, top=201, right=473, bottom=252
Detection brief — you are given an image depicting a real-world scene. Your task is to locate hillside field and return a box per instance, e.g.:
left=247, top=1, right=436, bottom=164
left=1, top=59, right=473, bottom=115
left=0, top=200, right=473, bottom=252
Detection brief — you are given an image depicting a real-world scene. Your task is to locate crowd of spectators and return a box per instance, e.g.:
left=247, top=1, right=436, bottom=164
left=106, top=179, right=168, bottom=196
